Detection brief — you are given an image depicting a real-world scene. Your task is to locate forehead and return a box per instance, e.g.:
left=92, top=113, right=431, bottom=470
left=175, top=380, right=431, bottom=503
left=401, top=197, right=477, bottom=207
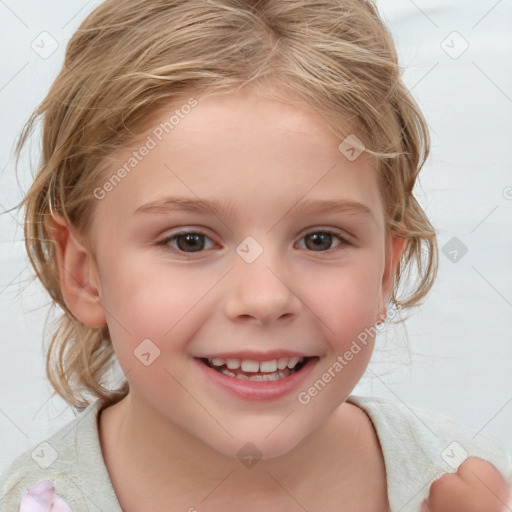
left=91, top=86, right=385, bottom=233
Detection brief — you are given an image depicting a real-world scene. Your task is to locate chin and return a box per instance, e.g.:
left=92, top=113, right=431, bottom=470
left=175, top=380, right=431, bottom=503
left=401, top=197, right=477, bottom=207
left=200, top=421, right=312, bottom=463
left=215, top=437, right=302, bottom=463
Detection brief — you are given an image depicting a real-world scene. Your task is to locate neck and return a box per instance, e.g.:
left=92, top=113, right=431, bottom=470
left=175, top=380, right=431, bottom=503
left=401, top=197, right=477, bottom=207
left=98, top=391, right=384, bottom=510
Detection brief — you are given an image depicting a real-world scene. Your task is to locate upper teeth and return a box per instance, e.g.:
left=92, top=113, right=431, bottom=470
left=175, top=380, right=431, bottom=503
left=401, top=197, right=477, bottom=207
left=209, top=357, right=304, bottom=373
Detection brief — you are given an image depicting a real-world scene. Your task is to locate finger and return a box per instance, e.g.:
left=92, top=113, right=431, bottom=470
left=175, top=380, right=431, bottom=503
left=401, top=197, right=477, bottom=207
left=458, top=458, right=511, bottom=511
left=428, top=458, right=511, bottom=512
left=428, top=472, right=467, bottom=512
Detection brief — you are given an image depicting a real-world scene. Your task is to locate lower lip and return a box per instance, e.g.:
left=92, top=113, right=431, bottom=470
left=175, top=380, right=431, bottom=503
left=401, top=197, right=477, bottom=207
left=194, top=357, right=318, bottom=402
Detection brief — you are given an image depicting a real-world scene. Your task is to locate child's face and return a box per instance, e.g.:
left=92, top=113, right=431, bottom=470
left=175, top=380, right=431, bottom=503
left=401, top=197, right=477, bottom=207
left=73, top=85, right=404, bottom=459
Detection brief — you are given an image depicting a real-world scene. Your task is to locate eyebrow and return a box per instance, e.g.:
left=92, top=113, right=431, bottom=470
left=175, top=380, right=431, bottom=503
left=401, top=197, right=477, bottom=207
left=134, top=195, right=375, bottom=221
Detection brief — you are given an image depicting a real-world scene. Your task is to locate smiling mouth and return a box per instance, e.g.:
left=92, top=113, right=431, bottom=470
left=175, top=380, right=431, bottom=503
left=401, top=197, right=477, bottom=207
left=199, top=357, right=312, bottom=381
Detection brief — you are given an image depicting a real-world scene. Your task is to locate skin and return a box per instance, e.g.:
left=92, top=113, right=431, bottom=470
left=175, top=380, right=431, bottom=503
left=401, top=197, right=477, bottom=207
left=49, top=84, right=508, bottom=511
left=423, top=457, right=511, bottom=512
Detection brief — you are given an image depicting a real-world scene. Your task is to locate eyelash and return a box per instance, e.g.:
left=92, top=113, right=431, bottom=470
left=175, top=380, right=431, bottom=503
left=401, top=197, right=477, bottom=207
left=155, top=228, right=351, bottom=255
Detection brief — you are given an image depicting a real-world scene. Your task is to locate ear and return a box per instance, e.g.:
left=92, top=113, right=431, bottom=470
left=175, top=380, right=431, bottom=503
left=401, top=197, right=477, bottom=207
left=49, top=213, right=106, bottom=328
left=376, top=233, right=407, bottom=323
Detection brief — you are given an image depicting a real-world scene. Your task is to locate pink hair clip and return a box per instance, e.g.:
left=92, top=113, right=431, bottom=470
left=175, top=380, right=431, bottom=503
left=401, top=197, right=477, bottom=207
left=19, top=480, right=72, bottom=512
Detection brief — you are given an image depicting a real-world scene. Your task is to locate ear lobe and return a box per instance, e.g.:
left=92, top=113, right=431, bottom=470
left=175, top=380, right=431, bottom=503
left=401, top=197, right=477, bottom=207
left=49, top=214, right=106, bottom=328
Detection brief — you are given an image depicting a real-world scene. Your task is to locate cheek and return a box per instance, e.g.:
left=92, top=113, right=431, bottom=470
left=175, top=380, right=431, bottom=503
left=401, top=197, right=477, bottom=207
left=98, top=253, right=219, bottom=383
left=304, top=255, right=383, bottom=336
left=98, top=255, right=200, bottom=401
left=99, top=252, right=209, bottom=335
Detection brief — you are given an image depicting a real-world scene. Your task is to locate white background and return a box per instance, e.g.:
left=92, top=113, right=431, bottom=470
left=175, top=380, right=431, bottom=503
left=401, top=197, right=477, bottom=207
left=1, top=0, right=511, bottom=475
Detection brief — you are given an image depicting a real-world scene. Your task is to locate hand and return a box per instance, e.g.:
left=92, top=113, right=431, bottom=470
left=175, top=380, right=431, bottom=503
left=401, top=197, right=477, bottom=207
left=421, top=457, right=511, bottom=512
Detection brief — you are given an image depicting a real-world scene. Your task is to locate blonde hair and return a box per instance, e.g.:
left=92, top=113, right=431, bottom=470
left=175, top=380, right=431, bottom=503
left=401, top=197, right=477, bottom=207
left=16, top=0, right=438, bottom=412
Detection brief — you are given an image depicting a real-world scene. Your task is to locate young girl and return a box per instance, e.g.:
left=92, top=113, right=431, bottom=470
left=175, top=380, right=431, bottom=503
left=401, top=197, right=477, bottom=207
left=1, top=1, right=510, bottom=511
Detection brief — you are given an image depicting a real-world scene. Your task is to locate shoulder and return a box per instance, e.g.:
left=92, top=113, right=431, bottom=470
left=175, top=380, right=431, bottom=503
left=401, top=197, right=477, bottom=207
left=0, top=399, right=120, bottom=512
left=348, top=394, right=512, bottom=476
left=347, top=395, right=512, bottom=511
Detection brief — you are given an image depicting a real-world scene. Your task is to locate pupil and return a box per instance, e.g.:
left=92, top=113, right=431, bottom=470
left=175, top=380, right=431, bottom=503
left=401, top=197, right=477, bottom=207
left=306, top=233, right=331, bottom=251
left=177, top=233, right=204, bottom=252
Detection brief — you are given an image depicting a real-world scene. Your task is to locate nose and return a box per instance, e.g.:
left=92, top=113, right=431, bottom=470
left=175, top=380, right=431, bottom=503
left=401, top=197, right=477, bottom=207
left=224, top=247, right=302, bottom=325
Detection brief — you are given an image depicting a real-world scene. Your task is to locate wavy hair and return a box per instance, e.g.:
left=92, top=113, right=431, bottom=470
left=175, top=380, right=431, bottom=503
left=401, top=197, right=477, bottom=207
left=15, top=0, right=438, bottom=412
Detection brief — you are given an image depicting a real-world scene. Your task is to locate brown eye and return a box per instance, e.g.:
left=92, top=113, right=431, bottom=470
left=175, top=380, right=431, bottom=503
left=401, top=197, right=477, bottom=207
left=297, top=230, right=349, bottom=252
left=157, top=231, right=214, bottom=253
left=174, top=233, right=206, bottom=252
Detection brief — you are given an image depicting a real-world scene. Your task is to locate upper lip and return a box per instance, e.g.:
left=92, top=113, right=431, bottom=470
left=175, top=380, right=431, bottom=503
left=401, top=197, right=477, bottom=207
left=195, top=350, right=316, bottom=361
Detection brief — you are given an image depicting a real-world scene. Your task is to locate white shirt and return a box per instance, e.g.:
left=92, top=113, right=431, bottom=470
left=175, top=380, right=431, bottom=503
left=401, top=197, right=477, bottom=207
left=1, top=395, right=510, bottom=511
